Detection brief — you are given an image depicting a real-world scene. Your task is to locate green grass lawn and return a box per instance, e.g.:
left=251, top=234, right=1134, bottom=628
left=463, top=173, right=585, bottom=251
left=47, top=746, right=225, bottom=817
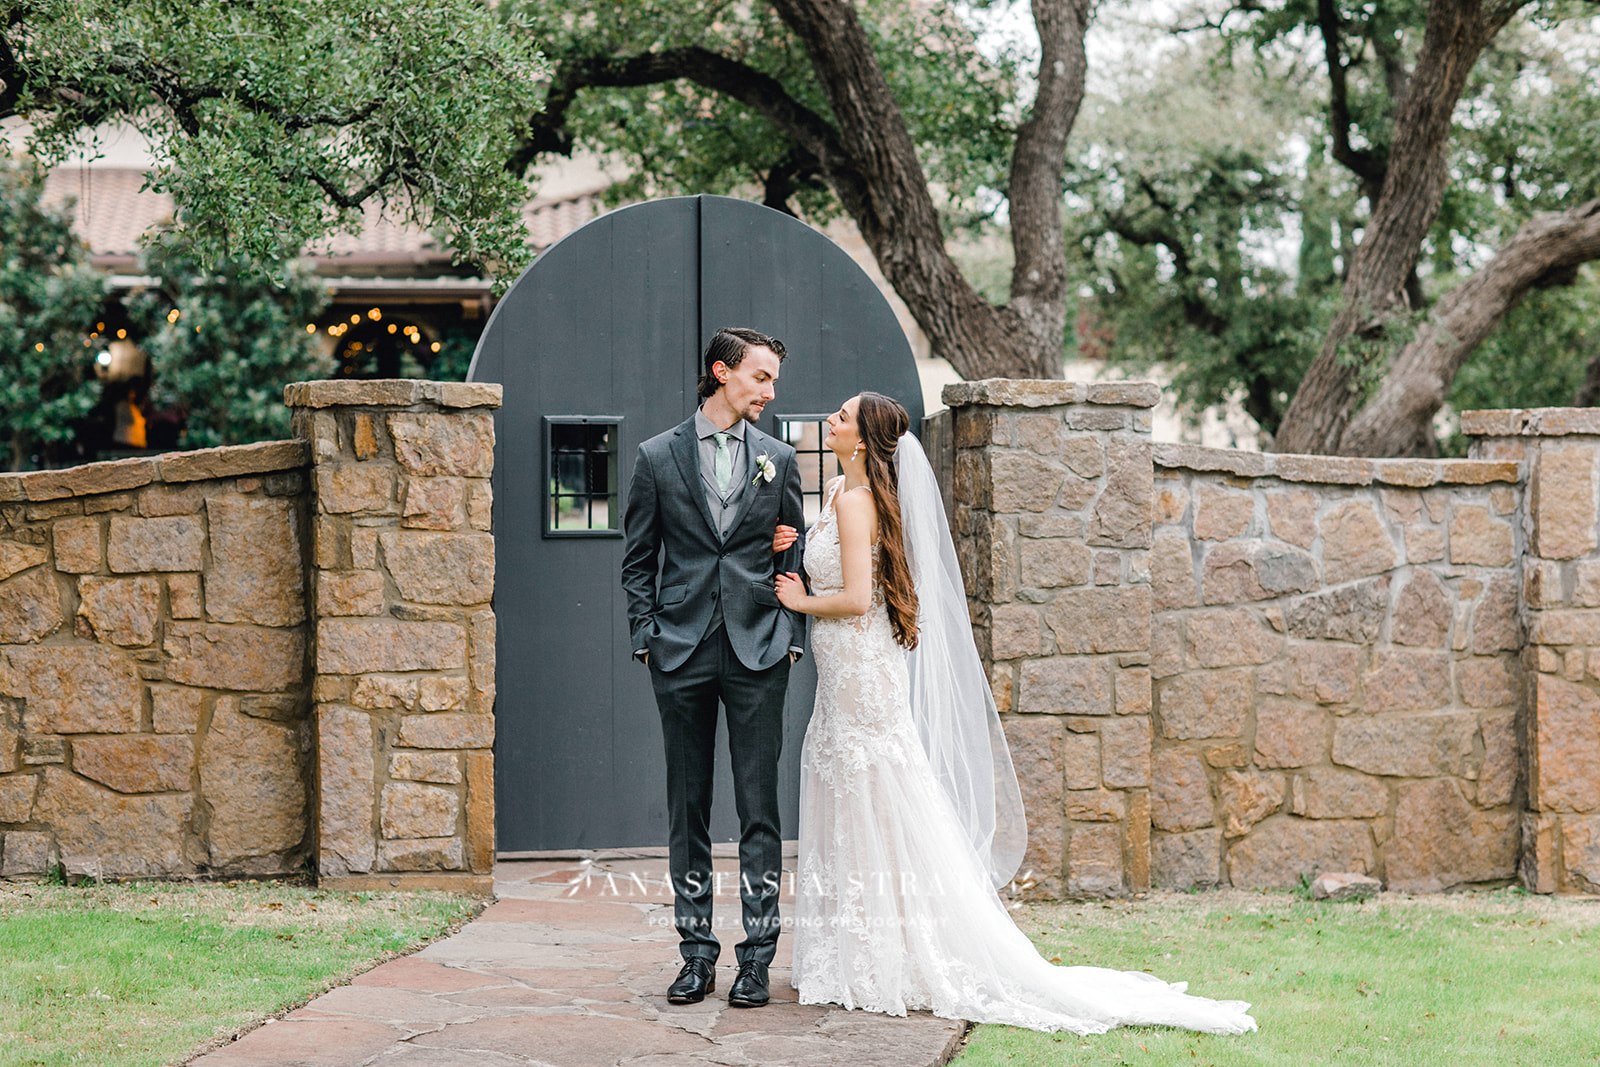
left=0, top=874, right=481, bottom=1067
left=953, top=886, right=1600, bottom=1067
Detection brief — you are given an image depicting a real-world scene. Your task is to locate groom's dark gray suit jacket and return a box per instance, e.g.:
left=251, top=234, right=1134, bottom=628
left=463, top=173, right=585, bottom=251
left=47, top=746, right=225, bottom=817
left=621, top=414, right=807, bottom=673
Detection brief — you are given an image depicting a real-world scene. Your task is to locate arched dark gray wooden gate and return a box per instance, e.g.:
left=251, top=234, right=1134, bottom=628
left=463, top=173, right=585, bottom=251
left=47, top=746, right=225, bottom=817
left=468, top=194, right=922, bottom=852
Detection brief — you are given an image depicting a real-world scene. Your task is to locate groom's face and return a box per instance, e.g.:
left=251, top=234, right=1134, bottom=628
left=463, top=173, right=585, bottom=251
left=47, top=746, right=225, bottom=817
left=713, top=344, right=782, bottom=424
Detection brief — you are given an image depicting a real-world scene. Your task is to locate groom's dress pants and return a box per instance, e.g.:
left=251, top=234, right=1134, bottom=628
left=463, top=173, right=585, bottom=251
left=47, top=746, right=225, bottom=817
left=649, top=621, right=789, bottom=967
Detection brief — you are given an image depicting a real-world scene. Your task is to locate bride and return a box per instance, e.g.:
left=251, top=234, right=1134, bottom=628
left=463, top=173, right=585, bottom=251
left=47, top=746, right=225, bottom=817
left=772, top=391, right=1258, bottom=1036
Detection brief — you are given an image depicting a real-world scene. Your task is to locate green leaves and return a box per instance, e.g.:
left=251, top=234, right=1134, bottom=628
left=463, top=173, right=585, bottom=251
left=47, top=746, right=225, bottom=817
left=0, top=156, right=107, bottom=470
left=8, top=0, right=548, bottom=281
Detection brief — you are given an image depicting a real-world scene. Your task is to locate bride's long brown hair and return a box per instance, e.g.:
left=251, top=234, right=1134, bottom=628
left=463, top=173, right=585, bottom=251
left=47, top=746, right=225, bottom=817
left=855, top=392, right=919, bottom=650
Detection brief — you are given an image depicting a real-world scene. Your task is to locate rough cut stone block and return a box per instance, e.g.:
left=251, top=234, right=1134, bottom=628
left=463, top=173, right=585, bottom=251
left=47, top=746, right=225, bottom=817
left=164, top=622, right=305, bottom=692
left=20, top=456, right=157, bottom=501
left=1448, top=505, right=1514, bottom=566
left=389, top=752, right=462, bottom=784
left=106, top=515, right=205, bottom=573
left=0, top=567, right=63, bottom=643
left=0, top=774, right=39, bottom=822
left=1532, top=444, right=1598, bottom=559
left=1, top=645, right=142, bottom=733
left=1017, top=539, right=1091, bottom=589
left=387, top=412, right=495, bottom=478
left=1331, top=712, right=1478, bottom=777
left=151, top=685, right=206, bottom=733
left=1201, top=542, right=1319, bottom=604
left=201, top=698, right=307, bottom=864
left=1150, top=748, right=1213, bottom=831
left=1185, top=607, right=1282, bottom=668
left=381, top=781, right=459, bottom=839
left=1044, top=587, right=1150, bottom=655
left=317, top=569, right=387, bottom=617
left=316, top=619, right=466, bottom=674
left=1019, top=657, right=1111, bottom=715
left=1099, top=716, right=1151, bottom=788
left=0, top=830, right=55, bottom=876
left=76, top=575, right=160, bottom=646
left=1193, top=486, right=1253, bottom=541
left=1152, top=828, right=1222, bottom=888
left=1363, top=650, right=1451, bottom=713
left=1289, top=767, right=1386, bottom=819
left=1283, top=579, right=1389, bottom=643
left=1531, top=674, right=1600, bottom=812
left=72, top=735, right=193, bottom=794
left=1066, top=823, right=1123, bottom=895
left=377, top=836, right=464, bottom=872
left=1254, top=699, right=1329, bottom=768
left=32, top=766, right=191, bottom=877
left=316, top=705, right=375, bottom=874
left=314, top=464, right=398, bottom=515
left=1225, top=818, right=1373, bottom=888
left=1310, top=872, right=1381, bottom=900
left=157, top=439, right=309, bottom=483
left=990, top=452, right=1065, bottom=514
left=50, top=518, right=101, bottom=573
left=204, top=496, right=305, bottom=626
left=1157, top=669, right=1252, bottom=740
left=1216, top=770, right=1285, bottom=838
left=378, top=530, right=496, bottom=606
left=1150, top=531, right=1197, bottom=610
left=1386, top=778, right=1517, bottom=892
left=1319, top=500, right=1396, bottom=584
left=1088, top=439, right=1152, bottom=548
left=395, top=713, right=495, bottom=750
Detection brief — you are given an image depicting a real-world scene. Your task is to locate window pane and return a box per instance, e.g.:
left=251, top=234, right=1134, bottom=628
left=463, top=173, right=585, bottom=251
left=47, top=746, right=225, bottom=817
left=779, top=417, right=841, bottom=526
left=548, top=420, right=621, bottom=534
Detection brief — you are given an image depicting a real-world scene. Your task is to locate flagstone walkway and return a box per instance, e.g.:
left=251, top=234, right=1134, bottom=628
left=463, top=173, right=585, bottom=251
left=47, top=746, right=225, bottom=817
left=186, top=852, right=969, bottom=1067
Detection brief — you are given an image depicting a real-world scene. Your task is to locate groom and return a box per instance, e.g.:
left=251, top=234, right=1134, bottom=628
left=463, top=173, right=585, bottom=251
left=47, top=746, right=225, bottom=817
left=621, top=326, right=807, bottom=1008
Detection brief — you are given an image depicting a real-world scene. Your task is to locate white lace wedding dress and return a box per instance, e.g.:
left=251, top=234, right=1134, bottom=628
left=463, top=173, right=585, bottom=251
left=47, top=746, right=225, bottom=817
left=790, top=476, right=1258, bottom=1035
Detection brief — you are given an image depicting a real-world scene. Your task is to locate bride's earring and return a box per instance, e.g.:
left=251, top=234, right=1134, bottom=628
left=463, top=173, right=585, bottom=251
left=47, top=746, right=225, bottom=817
left=850, top=442, right=862, bottom=463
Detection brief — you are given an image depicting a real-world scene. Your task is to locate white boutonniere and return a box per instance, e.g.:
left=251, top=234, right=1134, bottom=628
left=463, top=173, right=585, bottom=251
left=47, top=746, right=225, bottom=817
left=752, top=453, right=776, bottom=486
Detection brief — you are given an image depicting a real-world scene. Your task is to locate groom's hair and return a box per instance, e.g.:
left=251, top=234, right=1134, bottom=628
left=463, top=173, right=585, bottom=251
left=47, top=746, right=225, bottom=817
left=696, top=327, right=788, bottom=400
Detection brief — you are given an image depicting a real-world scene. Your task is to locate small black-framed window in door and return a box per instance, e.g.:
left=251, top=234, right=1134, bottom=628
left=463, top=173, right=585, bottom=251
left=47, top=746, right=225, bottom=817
left=778, top=416, right=842, bottom=526
left=544, top=416, right=623, bottom=537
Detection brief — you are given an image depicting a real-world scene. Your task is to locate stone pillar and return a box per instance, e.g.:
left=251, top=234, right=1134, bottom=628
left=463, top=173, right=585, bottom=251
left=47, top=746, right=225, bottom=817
left=286, top=380, right=501, bottom=895
left=945, top=380, right=1158, bottom=898
left=1464, top=408, right=1600, bottom=894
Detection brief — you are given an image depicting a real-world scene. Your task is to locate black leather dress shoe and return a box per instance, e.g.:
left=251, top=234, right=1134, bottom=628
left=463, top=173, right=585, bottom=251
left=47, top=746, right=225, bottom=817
left=667, top=956, right=716, bottom=1003
left=727, top=959, right=769, bottom=1007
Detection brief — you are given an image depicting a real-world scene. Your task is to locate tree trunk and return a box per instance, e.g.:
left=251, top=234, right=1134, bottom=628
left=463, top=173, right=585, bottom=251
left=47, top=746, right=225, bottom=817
left=767, top=0, right=1078, bottom=380
left=1339, top=198, right=1600, bottom=455
left=1274, top=0, right=1524, bottom=454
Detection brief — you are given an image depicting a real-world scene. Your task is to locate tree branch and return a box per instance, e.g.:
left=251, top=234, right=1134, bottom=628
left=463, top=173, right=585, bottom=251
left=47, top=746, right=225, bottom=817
left=1340, top=198, right=1600, bottom=455
left=1316, top=0, right=1387, bottom=200
left=1007, top=0, right=1093, bottom=350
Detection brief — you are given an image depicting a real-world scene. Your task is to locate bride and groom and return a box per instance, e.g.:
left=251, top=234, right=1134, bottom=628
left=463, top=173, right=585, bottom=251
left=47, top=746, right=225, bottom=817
left=619, top=326, right=1258, bottom=1036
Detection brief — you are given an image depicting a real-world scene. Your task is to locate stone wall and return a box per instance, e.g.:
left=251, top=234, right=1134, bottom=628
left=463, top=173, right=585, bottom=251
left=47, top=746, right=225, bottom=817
left=946, top=381, right=1600, bottom=898
left=0, top=441, right=314, bottom=880
left=1464, top=409, right=1600, bottom=894
left=0, top=380, right=501, bottom=894
left=1146, top=444, right=1521, bottom=893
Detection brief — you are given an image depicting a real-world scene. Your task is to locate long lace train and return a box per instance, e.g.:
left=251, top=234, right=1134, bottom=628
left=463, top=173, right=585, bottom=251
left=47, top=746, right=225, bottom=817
left=791, top=477, right=1258, bottom=1035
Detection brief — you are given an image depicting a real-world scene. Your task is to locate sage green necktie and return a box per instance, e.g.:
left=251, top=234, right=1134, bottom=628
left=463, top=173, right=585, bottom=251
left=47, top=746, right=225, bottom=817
left=713, top=431, right=732, bottom=495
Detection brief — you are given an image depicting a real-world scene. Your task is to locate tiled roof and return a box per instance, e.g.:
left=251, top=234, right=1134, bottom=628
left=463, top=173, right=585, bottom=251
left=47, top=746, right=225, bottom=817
left=38, top=166, right=610, bottom=268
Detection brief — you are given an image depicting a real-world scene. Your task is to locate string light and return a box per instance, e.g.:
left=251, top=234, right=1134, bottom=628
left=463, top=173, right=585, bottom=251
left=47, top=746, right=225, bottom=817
left=348, top=314, right=360, bottom=325
left=430, top=342, right=441, bottom=353
left=96, top=321, right=105, bottom=331
left=386, top=323, right=397, bottom=334
left=166, top=308, right=181, bottom=324
left=367, top=307, right=381, bottom=320
left=34, top=342, right=44, bottom=351
left=306, top=324, right=316, bottom=333
left=116, top=328, right=127, bottom=339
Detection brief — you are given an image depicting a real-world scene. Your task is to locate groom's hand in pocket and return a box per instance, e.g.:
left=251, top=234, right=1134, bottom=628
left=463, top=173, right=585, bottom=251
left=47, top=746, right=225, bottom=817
left=772, top=523, right=798, bottom=553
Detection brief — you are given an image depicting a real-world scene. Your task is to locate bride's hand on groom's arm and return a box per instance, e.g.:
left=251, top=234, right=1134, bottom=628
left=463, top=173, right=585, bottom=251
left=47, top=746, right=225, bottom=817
left=772, top=524, right=798, bottom=553
left=775, top=571, right=807, bottom=612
